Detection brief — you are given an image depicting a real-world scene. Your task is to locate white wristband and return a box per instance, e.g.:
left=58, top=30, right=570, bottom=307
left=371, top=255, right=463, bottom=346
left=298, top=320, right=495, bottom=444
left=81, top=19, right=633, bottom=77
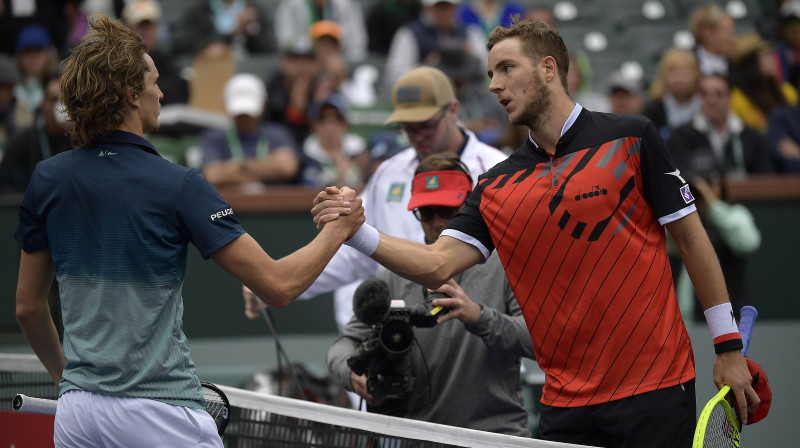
left=704, top=302, right=740, bottom=343
left=344, top=223, right=379, bottom=256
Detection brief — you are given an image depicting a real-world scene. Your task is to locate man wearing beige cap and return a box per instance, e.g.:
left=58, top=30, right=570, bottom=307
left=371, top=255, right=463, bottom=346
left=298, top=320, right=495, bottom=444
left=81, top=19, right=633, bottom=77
left=243, top=66, right=506, bottom=329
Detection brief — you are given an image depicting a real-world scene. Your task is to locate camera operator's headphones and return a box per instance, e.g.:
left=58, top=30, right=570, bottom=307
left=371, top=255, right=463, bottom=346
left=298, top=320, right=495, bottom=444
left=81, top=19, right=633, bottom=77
left=436, top=155, right=473, bottom=185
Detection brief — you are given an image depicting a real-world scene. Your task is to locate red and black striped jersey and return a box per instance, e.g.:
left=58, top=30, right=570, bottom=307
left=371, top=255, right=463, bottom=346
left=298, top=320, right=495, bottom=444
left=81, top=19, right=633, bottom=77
left=444, top=108, right=697, bottom=407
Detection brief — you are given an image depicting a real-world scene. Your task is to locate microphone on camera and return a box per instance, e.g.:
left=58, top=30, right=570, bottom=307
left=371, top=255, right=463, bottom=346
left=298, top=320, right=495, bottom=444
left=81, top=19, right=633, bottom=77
left=353, top=278, right=392, bottom=326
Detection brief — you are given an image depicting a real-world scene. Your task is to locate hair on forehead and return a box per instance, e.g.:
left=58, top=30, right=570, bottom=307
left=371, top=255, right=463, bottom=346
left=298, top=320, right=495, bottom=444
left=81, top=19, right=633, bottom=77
left=486, top=16, right=570, bottom=91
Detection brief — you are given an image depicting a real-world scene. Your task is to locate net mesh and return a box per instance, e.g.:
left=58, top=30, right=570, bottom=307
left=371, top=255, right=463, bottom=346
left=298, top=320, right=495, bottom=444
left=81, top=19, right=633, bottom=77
left=1, top=353, right=587, bottom=448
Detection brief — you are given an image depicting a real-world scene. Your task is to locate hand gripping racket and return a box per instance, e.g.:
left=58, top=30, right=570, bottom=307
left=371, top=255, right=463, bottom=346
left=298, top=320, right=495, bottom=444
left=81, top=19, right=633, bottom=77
left=13, top=380, right=231, bottom=436
left=693, top=305, right=758, bottom=448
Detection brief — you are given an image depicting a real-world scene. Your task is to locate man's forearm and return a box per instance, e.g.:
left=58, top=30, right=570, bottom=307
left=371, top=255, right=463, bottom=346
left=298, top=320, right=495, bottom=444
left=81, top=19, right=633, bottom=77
left=17, top=301, right=65, bottom=385
left=667, top=214, right=729, bottom=310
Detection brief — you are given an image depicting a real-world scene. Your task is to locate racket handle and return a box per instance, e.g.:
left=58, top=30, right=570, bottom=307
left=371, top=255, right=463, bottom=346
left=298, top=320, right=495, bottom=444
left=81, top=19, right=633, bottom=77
left=739, top=305, right=758, bottom=357
left=13, top=394, right=58, bottom=415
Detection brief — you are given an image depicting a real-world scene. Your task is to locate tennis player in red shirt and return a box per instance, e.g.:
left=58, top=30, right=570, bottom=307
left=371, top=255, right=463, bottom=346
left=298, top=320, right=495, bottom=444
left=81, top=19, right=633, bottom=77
left=313, top=18, right=758, bottom=447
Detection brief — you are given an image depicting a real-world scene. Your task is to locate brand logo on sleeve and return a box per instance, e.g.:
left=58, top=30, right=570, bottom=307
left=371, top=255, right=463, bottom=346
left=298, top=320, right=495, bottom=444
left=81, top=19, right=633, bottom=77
left=680, top=185, right=694, bottom=204
left=210, top=208, right=234, bottom=221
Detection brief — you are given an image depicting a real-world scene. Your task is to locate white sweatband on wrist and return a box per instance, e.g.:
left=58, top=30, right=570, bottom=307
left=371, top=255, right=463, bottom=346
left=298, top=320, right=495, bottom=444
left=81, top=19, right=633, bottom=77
left=344, top=223, right=379, bottom=256
left=704, top=302, right=742, bottom=354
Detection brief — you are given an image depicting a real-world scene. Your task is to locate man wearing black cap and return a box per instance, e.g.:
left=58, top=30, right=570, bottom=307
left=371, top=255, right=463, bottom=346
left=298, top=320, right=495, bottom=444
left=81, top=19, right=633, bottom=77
left=326, top=152, right=534, bottom=434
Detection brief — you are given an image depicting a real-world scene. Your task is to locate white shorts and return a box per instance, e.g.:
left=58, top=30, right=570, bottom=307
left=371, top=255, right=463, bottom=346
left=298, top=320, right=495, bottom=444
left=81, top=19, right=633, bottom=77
left=54, top=389, right=223, bottom=448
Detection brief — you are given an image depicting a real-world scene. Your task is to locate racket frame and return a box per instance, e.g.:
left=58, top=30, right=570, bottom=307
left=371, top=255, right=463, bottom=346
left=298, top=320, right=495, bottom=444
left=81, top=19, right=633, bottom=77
left=693, top=384, right=741, bottom=448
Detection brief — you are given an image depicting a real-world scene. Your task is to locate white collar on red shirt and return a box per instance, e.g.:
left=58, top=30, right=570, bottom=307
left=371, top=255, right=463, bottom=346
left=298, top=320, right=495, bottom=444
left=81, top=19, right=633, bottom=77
left=528, top=103, right=584, bottom=148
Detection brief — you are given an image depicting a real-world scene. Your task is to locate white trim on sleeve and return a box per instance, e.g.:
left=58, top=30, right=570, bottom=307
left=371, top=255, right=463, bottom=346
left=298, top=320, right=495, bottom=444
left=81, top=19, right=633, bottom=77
left=440, top=229, right=492, bottom=261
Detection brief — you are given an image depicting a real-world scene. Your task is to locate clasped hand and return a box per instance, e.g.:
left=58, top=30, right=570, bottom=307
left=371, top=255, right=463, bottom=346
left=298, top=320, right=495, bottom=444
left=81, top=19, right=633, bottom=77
left=312, top=186, right=364, bottom=233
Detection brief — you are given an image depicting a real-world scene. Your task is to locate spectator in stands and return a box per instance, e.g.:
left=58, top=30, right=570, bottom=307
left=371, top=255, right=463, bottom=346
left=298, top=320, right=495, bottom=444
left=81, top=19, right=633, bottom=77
left=689, top=3, right=737, bottom=75
left=567, top=52, right=609, bottom=113
left=766, top=77, right=800, bottom=173
left=0, top=1, right=76, bottom=56
left=13, top=24, right=59, bottom=129
left=309, top=21, right=350, bottom=102
left=0, top=73, right=70, bottom=194
left=384, top=0, right=487, bottom=90
left=605, top=70, right=644, bottom=116
left=0, top=55, right=21, bottom=153
left=458, top=0, right=525, bottom=39
left=300, top=93, right=369, bottom=189
left=667, top=73, right=772, bottom=183
left=275, top=0, right=368, bottom=63
left=729, top=31, right=798, bottom=133
left=366, top=0, right=422, bottom=55
left=523, top=4, right=556, bottom=29
left=123, top=0, right=189, bottom=106
left=173, top=0, right=274, bottom=58
left=433, top=43, right=509, bottom=145
left=266, top=37, right=320, bottom=145
left=200, top=73, right=301, bottom=188
left=775, top=0, right=800, bottom=86
left=643, top=48, right=702, bottom=140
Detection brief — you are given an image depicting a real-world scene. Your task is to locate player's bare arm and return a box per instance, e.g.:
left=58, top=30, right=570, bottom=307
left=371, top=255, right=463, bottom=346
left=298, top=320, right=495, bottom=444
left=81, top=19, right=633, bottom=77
left=15, top=249, right=65, bottom=386
left=312, top=187, right=483, bottom=290
left=213, top=193, right=364, bottom=308
left=666, top=212, right=758, bottom=423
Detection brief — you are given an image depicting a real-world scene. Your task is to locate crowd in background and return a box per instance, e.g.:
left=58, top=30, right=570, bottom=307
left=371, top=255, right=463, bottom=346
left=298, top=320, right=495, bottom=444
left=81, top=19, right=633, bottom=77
left=1, top=0, right=799, bottom=198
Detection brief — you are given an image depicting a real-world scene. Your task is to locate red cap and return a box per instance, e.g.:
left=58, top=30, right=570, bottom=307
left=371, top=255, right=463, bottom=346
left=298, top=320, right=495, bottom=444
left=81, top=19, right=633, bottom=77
left=406, top=170, right=472, bottom=210
left=745, top=357, right=771, bottom=424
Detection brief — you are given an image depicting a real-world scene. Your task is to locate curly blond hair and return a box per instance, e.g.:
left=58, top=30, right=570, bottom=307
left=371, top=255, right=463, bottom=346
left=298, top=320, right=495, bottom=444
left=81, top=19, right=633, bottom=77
left=486, top=17, right=570, bottom=92
left=60, top=14, right=148, bottom=147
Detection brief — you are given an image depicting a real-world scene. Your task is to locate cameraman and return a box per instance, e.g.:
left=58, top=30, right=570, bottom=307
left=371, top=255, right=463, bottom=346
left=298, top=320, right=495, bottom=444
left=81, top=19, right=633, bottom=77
left=326, top=153, right=535, bottom=436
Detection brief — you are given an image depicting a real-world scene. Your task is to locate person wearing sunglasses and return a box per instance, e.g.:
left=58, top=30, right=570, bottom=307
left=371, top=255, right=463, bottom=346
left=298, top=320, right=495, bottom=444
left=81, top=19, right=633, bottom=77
left=327, top=152, right=534, bottom=434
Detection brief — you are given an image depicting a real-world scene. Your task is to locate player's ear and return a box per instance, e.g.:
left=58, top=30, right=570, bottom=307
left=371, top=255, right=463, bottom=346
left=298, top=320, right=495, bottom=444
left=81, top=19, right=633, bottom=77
left=124, top=86, right=139, bottom=108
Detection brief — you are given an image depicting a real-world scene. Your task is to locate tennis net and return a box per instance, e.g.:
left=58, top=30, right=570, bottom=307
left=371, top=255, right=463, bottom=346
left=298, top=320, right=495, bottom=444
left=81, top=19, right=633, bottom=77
left=1, top=353, right=591, bottom=448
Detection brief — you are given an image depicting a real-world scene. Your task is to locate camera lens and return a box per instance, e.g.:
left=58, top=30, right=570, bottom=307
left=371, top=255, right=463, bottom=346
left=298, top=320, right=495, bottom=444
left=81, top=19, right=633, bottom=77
left=380, top=320, right=413, bottom=360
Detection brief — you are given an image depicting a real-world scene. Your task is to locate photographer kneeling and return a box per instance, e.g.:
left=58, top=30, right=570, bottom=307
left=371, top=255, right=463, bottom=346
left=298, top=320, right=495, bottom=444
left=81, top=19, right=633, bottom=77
left=326, top=153, right=535, bottom=436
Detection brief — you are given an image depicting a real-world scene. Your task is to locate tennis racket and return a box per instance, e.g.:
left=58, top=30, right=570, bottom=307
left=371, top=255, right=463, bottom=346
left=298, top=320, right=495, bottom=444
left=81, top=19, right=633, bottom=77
left=13, top=380, right=231, bottom=436
left=692, top=305, right=758, bottom=448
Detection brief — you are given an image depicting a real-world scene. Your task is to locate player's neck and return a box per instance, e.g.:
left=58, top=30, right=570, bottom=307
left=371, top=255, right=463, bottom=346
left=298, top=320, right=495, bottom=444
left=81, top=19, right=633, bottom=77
left=530, top=96, right=574, bottom=156
left=118, top=108, right=145, bottom=138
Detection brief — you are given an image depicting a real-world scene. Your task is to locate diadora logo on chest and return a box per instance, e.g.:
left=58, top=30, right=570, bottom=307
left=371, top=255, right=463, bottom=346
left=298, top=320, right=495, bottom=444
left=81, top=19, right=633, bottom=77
left=574, top=185, right=608, bottom=201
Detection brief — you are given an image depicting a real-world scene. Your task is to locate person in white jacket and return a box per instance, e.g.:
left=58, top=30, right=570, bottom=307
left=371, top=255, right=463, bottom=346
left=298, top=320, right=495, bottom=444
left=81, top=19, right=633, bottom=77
left=244, top=66, right=507, bottom=329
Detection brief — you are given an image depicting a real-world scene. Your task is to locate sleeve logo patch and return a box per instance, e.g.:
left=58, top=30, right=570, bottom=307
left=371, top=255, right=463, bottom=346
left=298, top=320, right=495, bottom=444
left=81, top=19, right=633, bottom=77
left=680, top=184, right=694, bottom=204
left=210, top=208, right=234, bottom=221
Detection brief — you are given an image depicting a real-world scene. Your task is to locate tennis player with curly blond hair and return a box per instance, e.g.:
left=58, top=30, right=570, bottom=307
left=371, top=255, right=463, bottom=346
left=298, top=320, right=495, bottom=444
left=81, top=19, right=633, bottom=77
left=14, top=14, right=363, bottom=447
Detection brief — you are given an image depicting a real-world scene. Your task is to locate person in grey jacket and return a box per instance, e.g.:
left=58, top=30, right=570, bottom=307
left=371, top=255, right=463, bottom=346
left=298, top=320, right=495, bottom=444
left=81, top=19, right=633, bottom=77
left=326, top=152, right=535, bottom=436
